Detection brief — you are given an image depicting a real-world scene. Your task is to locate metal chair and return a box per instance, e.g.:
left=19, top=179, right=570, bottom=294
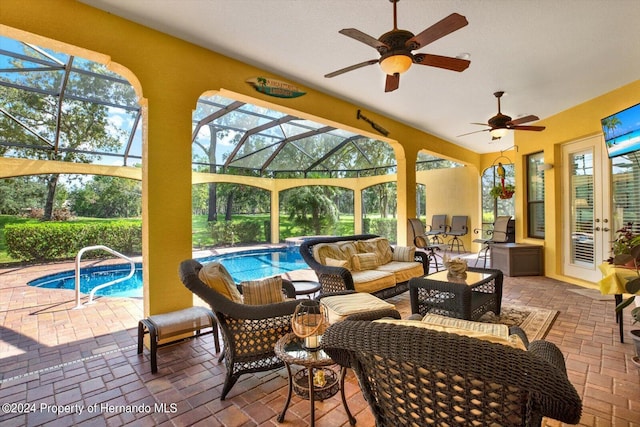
left=425, top=214, right=448, bottom=243
left=408, top=218, right=447, bottom=272
left=446, top=215, right=468, bottom=253
left=473, top=215, right=512, bottom=268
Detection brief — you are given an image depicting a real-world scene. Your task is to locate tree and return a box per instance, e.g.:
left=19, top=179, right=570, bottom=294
left=282, top=186, right=339, bottom=235
left=68, top=176, right=141, bottom=218
left=0, top=44, right=137, bottom=220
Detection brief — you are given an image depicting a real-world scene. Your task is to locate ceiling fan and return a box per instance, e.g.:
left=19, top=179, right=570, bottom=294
left=458, top=91, right=546, bottom=140
left=324, top=0, right=470, bottom=92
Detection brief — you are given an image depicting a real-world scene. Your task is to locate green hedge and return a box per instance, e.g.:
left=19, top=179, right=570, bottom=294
left=5, top=222, right=142, bottom=262
left=208, top=219, right=266, bottom=246
left=363, top=218, right=397, bottom=243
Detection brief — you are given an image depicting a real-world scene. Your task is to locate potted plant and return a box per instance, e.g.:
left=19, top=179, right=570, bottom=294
left=610, top=223, right=640, bottom=363
left=490, top=184, right=515, bottom=199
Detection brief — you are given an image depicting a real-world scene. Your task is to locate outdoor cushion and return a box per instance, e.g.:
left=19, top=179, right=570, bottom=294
left=321, top=292, right=396, bottom=323
left=376, top=261, right=424, bottom=284
left=375, top=314, right=526, bottom=350
left=351, top=269, right=396, bottom=293
left=313, top=242, right=354, bottom=270
left=356, top=237, right=393, bottom=265
left=241, top=276, right=285, bottom=305
left=198, top=262, right=243, bottom=303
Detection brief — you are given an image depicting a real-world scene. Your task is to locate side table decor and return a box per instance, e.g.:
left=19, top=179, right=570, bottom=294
left=291, top=300, right=327, bottom=350
left=444, top=254, right=468, bottom=279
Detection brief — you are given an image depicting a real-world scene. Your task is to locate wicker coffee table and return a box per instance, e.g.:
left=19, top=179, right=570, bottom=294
left=275, top=333, right=355, bottom=426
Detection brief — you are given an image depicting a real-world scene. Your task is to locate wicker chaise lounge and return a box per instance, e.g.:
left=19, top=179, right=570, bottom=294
left=322, top=319, right=583, bottom=426
left=179, top=259, right=300, bottom=400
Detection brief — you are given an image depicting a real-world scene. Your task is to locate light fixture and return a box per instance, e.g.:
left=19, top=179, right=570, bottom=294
left=490, top=127, right=509, bottom=139
left=380, top=53, right=412, bottom=75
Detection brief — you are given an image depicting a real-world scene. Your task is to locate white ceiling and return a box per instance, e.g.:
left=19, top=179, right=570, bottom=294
left=80, top=0, right=640, bottom=154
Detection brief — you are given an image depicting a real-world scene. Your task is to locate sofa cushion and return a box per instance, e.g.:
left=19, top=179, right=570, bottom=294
left=241, top=276, right=285, bottom=305
left=198, top=262, right=243, bottom=303
left=351, top=252, right=379, bottom=271
left=313, top=241, right=357, bottom=270
left=321, top=292, right=396, bottom=324
left=375, top=314, right=526, bottom=350
left=376, top=261, right=424, bottom=284
left=351, top=269, right=396, bottom=293
left=392, top=246, right=416, bottom=262
left=357, top=237, right=393, bottom=265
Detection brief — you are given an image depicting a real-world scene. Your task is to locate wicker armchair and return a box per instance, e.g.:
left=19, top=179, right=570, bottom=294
left=179, top=259, right=301, bottom=400
left=322, top=319, right=582, bottom=426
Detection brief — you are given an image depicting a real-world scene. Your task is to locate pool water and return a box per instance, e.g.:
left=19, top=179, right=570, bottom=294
left=27, top=247, right=307, bottom=298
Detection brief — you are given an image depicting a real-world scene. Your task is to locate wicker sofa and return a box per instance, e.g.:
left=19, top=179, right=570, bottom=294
left=299, top=234, right=428, bottom=299
left=322, top=318, right=583, bottom=426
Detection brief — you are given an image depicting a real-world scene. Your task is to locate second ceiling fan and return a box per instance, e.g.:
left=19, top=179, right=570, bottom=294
left=325, top=0, right=471, bottom=92
left=459, top=91, right=546, bottom=140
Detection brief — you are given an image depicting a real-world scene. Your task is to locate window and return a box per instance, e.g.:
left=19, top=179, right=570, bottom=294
left=480, top=163, right=515, bottom=239
left=527, top=152, right=545, bottom=238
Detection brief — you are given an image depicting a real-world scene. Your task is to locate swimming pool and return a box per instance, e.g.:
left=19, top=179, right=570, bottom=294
left=27, top=246, right=307, bottom=298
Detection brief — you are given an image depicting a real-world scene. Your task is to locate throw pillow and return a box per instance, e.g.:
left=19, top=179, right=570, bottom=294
left=241, top=276, right=285, bottom=305
left=325, top=257, right=348, bottom=268
left=392, top=246, right=416, bottom=262
left=198, top=262, right=243, bottom=303
left=351, top=252, right=379, bottom=271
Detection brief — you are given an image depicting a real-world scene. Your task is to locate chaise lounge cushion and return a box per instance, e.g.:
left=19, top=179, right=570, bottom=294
left=375, top=314, right=526, bottom=350
left=198, top=262, right=243, bottom=303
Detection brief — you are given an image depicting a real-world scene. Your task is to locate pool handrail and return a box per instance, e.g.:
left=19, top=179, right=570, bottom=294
left=74, top=245, right=136, bottom=309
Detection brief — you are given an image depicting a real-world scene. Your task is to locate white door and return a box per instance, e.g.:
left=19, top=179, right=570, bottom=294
left=562, top=135, right=611, bottom=282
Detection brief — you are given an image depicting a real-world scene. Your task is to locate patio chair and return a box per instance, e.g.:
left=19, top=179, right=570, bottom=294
left=178, top=259, right=300, bottom=400
left=408, top=218, right=447, bottom=271
left=446, top=215, right=468, bottom=253
left=473, top=215, right=512, bottom=268
left=425, top=214, right=448, bottom=243
left=322, top=319, right=582, bottom=427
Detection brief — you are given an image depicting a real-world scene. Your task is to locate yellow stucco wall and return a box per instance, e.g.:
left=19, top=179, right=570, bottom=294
left=1, top=0, right=483, bottom=315
left=514, top=79, right=640, bottom=287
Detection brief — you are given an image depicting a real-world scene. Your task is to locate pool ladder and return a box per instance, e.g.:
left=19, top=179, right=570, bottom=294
left=74, top=245, right=136, bottom=309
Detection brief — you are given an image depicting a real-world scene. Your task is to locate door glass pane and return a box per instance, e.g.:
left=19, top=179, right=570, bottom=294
left=569, top=151, right=594, bottom=265
left=611, top=151, right=640, bottom=236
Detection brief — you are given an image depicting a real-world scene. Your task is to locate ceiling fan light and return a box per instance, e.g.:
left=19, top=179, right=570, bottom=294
left=380, top=54, right=412, bottom=75
left=490, top=128, right=508, bottom=139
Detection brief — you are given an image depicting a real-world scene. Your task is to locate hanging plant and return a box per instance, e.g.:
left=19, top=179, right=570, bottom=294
left=490, top=184, right=515, bottom=199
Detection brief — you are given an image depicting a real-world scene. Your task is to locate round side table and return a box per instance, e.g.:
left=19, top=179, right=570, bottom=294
left=275, top=333, right=355, bottom=426
left=292, top=280, right=322, bottom=299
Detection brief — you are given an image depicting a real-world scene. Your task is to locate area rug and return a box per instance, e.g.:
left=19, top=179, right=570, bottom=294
left=477, top=304, right=559, bottom=341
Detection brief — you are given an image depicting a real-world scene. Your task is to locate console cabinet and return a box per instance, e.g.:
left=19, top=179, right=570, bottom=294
left=490, top=243, right=543, bottom=276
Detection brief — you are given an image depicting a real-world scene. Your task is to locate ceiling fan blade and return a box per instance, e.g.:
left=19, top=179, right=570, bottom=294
left=413, top=53, right=470, bottom=72
left=471, top=122, right=490, bottom=126
left=457, top=128, right=490, bottom=137
left=510, top=125, right=546, bottom=131
left=325, top=59, right=379, bottom=78
left=339, top=28, right=389, bottom=51
left=385, top=73, right=400, bottom=92
left=406, top=13, right=469, bottom=50
left=508, top=115, right=540, bottom=126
